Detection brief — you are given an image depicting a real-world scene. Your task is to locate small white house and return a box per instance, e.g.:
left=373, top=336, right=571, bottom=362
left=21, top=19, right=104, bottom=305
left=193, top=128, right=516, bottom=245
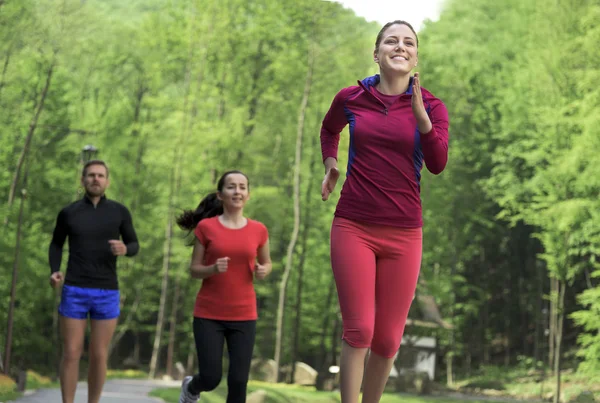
left=389, top=292, right=452, bottom=381
left=393, top=335, right=437, bottom=380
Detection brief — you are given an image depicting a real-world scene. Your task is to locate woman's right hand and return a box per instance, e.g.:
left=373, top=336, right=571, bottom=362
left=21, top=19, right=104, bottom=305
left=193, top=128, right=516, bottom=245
left=321, top=167, right=340, bottom=201
left=213, top=257, right=230, bottom=274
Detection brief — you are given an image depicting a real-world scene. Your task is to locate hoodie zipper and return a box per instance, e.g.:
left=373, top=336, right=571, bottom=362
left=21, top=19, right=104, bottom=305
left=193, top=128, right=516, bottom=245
left=357, top=76, right=415, bottom=116
left=358, top=80, right=389, bottom=116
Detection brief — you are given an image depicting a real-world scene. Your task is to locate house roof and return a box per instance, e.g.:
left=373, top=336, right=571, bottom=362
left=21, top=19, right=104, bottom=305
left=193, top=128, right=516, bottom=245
left=406, top=278, right=453, bottom=329
left=407, top=294, right=453, bottom=329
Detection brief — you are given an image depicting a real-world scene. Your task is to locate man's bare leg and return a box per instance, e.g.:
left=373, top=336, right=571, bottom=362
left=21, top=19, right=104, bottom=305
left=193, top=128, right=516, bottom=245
left=87, top=318, right=118, bottom=403
left=59, top=316, right=87, bottom=403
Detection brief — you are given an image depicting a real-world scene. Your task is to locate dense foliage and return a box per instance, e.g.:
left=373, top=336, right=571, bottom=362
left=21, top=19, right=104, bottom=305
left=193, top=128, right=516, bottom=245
left=1, top=0, right=599, bottom=393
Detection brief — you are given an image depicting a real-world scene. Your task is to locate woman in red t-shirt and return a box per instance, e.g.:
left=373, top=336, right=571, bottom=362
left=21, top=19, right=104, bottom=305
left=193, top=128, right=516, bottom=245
left=176, top=170, right=272, bottom=403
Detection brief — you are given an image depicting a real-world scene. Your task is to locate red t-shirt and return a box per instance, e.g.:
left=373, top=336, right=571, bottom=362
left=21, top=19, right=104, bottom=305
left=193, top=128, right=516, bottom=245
left=193, top=216, right=269, bottom=321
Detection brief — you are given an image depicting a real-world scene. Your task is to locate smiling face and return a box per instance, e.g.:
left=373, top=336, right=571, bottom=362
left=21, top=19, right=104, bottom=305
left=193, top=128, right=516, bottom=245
left=217, top=173, right=249, bottom=211
left=374, top=23, right=418, bottom=76
left=81, top=163, right=109, bottom=197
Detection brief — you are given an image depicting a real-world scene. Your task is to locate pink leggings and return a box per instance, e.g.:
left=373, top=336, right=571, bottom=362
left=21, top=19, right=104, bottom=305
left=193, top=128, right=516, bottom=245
left=330, top=216, right=422, bottom=358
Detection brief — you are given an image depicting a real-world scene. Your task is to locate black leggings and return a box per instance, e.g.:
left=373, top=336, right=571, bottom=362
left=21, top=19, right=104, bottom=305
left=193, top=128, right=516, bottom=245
left=189, top=317, right=256, bottom=403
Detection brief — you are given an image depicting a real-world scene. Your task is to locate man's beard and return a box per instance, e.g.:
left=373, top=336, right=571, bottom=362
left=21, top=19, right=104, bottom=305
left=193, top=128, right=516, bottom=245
left=85, top=185, right=104, bottom=197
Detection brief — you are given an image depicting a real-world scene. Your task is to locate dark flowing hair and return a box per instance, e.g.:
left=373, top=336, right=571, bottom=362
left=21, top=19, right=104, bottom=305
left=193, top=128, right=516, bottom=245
left=176, top=170, right=249, bottom=232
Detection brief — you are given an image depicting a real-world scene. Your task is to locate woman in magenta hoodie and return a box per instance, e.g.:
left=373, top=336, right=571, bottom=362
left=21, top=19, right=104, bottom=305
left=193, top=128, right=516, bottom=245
left=320, top=20, right=449, bottom=403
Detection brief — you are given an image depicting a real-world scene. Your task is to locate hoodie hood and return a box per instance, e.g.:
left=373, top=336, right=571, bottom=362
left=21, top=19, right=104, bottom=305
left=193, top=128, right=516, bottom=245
left=358, top=74, right=414, bottom=95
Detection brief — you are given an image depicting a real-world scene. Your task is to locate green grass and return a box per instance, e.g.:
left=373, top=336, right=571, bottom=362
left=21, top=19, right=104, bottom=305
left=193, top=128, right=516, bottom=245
left=453, top=365, right=600, bottom=402
left=0, top=390, right=22, bottom=402
left=106, top=369, right=148, bottom=380
left=150, top=380, right=499, bottom=403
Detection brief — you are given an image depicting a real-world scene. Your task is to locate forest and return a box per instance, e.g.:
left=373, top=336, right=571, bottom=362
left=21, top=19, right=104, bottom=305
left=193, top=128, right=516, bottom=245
left=1, top=0, right=599, bottom=402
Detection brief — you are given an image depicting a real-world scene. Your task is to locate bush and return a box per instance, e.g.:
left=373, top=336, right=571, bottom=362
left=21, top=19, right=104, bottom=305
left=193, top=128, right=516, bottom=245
left=26, top=370, right=53, bottom=389
left=572, top=282, right=600, bottom=374
left=0, top=373, right=16, bottom=394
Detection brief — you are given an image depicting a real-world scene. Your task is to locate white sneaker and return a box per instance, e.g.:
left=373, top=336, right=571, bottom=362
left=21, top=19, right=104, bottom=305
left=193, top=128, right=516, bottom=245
left=179, top=375, right=199, bottom=403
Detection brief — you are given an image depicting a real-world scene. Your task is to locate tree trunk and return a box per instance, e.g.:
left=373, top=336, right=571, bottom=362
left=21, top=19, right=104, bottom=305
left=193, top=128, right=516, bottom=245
left=274, top=47, right=314, bottom=381
left=147, top=153, right=187, bottom=378
left=148, top=23, right=195, bottom=378
left=159, top=24, right=201, bottom=376
left=504, top=270, right=511, bottom=367
left=0, top=48, right=11, bottom=100
left=108, top=290, right=141, bottom=360
left=465, top=351, right=472, bottom=378
left=446, top=206, right=459, bottom=386
left=446, top=348, right=454, bottom=386
left=53, top=292, right=61, bottom=379
left=107, top=86, right=147, bottom=362
left=128, top=83, right=147, bottom=190
left=243, top=40, right=264, bottom=140
left=186, top=341, right=196, bottom=375
left=217, top=70, right=227, bottom=119
left=234, top=39, right=267, bottom=162
left=534, top=261, right=544, bottom=364
left=519, top=276, right=529, bottom=357
left=3, top=156, right=30, bottom=374
left=549, top=277, right=557, bottom=371
left=584, top=269, right=593, bottom=289
left=482, top=296, right=490, bottom=365
left=6, top=61, right=54, bottom=213
left=553, top=279, right=566, bottom=403
left=166, top=276, right=182, bottom=378
left=480, top=247, right=490, bottom=366
left=3, top=187, right=27, bottom=374
left=446, top=295, right=455, bottom=386
left=289, top=135, right=319, bottom=384
left=315, top=280, right=336, bottom=390
left=133, top=331, right=140, bottom=366
left=447, top=269, right=456, bottom=385
left=331, top=314, right=341, bottom=366
left=148, top=213, right=174, bottom=379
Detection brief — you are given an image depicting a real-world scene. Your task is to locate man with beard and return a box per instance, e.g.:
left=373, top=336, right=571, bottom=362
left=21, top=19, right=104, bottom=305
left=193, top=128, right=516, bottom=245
left=48, top=160, right=139, bottom=403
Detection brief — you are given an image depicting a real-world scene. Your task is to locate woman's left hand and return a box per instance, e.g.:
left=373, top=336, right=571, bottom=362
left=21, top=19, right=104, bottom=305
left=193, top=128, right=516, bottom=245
left=255, top=263, right=271, bottom=280
left=411, top=73, right=433, bottom=133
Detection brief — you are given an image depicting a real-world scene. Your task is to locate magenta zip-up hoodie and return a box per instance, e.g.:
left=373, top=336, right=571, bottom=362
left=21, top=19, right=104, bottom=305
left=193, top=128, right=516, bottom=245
left=320, top=74, right=449, bottom=228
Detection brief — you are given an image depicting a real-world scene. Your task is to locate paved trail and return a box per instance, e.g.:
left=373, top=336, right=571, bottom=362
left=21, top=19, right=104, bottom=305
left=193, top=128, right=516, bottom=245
left=10, top=379, right=180, bottom=403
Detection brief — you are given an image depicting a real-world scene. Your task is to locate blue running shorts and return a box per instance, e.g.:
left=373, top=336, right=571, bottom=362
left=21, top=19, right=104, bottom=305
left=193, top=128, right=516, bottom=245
left=58, top=284, right=120, bottom=320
